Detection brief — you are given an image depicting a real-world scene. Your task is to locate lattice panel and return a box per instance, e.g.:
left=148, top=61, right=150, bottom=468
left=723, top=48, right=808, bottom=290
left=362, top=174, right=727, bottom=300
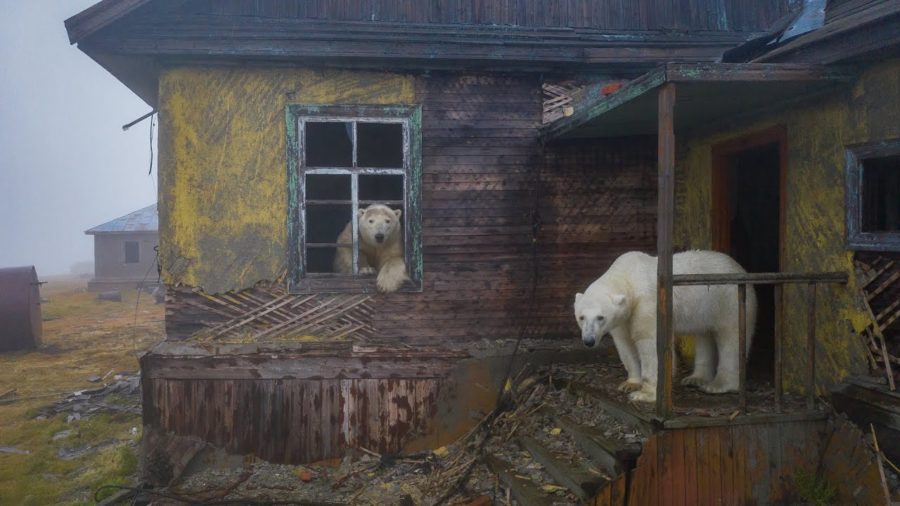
left=854, top=253, right=900, bottom=389
left=171, top=283, right=377, bottom=342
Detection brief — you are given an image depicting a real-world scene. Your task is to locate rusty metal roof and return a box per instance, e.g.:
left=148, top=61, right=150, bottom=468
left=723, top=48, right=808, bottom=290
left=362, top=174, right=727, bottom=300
left=85, top=204, right=157, bottom=235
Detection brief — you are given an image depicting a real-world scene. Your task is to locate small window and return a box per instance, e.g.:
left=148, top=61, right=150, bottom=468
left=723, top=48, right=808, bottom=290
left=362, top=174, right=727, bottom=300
left=287, top=105, right=422, bottom=293
left=124, top=241, right=140, bottom=264
left=846, top=139, right=900, bottom=251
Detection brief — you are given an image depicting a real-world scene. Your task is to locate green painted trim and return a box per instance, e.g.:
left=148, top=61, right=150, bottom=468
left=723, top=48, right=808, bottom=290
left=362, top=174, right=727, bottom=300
left=285, top=103, right=423, bottom=293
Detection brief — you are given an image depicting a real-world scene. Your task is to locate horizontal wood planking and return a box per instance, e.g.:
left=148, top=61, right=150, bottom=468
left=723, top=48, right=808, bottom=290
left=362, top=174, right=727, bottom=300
left=171, top=0, right=790, bottom=31
left=165, top=74, right=657, bottom=345
left=143, top=376, right=439, bottom=463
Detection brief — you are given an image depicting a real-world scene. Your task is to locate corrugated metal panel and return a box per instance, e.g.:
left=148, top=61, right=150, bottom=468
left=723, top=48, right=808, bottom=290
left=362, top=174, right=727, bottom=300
left=0, top=266, right=42, bottom=352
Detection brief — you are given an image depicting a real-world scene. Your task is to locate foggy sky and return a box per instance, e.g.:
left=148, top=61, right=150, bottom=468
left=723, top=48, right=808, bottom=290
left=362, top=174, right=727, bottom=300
left=0, top=1, right=156, bottom=276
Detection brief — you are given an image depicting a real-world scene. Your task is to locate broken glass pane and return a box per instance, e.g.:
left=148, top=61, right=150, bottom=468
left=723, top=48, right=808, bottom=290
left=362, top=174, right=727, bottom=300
left=305, top=122, right=352, bottom=167
left=357, top=122, right=403, bottom=168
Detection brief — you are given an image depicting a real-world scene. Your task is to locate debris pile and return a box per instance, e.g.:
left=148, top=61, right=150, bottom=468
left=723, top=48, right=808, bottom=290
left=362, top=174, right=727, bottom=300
left=35, top=372, right=141, bottom=422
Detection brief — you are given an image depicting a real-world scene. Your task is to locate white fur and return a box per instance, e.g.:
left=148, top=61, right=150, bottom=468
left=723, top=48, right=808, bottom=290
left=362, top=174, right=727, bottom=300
left=333, top=204, right=409, bottom=293
left=574, top=251, right=757, bottom=403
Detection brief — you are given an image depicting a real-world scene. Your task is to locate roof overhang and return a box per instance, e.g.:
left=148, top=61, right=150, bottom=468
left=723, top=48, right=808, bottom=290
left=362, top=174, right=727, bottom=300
left=541, top=62, right=857, bottom=141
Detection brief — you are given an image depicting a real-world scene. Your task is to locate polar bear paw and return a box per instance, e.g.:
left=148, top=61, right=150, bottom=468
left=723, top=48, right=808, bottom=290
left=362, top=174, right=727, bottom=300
left=359, top=266, right=376, bottom=275
left=699, top=379, right=737, bottom=394
left=628, top=389, right=656, bottom=403
left=618, top=380, right=642, bottom=392
left=680, top=375, right=711, bottom=388
left=376, top=271, right=406, bottom=293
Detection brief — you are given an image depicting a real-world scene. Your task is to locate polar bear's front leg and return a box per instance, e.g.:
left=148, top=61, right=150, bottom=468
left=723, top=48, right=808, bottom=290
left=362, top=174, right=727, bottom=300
left=610, top=328, right=641, bottom=392
left=376, top=257, right=409, bottom=293
left=629, top=337, right=657, bottom=403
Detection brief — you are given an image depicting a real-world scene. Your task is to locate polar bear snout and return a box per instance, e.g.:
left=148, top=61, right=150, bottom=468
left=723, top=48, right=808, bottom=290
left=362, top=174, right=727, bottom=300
left=582, top=335, right=597, bottom=347
left=374, top=233, right=385, bottom=243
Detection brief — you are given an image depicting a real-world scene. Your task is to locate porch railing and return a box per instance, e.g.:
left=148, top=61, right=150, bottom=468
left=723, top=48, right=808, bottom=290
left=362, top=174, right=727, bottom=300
left=657, top=271, right=848, bottom=418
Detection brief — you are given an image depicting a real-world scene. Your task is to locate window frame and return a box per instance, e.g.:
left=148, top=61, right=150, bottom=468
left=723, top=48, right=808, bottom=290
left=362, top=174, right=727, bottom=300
left=286, top=104, right=423, bottom=293
left=124, top=240, right=140, bottom=264
left=845, top=138, right=900, bottom=251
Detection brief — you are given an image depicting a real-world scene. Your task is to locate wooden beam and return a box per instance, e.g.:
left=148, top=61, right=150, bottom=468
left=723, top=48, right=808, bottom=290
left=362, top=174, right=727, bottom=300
left=672, top=271, right=848, bottom=285
left=64, top=0, right=155, bottom=44
left=484, top=454, right=553, bottom=506
left=655, top=82, right=676, bottom=419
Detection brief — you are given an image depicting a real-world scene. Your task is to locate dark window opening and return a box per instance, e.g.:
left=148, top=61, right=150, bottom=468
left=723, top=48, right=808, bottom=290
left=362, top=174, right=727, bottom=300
left=124, top=241, right=140, bottom=264
left=358, top=123, right=404, bottom=168
left=861, top=155, right=900, bottom=233
left=297, top=114, right=413, bottom=284
left=305, top=122, right=353, bottom=167
left=846, top=139, right=900, bottom=251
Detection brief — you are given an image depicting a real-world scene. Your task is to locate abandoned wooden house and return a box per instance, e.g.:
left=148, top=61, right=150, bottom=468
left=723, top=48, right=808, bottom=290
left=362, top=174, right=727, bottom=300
left=84, top=203, right=159, bottom=291
left=66, top=0, right=899, bottom=503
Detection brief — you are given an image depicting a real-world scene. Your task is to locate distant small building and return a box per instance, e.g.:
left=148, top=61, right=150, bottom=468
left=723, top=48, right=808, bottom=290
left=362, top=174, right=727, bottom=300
left=84, top=204, right=158, bottom=291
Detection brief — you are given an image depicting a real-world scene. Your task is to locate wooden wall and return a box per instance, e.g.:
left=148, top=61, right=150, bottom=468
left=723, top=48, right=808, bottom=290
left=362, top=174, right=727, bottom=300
left=591, top=416, right=888, bottom=505
left=160, top=68, right=658, bottom=345
left=173, top=0, right=791, bottom=32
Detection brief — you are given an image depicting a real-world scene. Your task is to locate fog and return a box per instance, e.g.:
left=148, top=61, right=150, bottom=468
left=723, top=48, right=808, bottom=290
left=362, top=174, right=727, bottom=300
left=0, top=1, right=156, bottom=276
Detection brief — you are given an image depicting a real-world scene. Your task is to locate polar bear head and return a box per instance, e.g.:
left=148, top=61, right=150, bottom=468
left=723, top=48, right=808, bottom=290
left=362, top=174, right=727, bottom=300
left=358, top=204, right=402, bottom=246
left=574, top=291, right=628, bottom=348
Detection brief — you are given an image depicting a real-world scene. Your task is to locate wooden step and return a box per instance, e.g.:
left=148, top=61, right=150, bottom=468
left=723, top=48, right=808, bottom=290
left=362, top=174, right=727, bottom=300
left=545, top=409, right=641, bottom=475
left=516, top=436, right=608, bottom=501
left=484, top=454, right=553, bottom=506
left=554, top=378, right=659, bottom=435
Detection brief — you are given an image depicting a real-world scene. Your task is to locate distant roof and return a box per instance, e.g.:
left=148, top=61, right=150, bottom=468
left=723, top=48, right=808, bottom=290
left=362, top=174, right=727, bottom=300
left=85, top=204, right=157, bottom=235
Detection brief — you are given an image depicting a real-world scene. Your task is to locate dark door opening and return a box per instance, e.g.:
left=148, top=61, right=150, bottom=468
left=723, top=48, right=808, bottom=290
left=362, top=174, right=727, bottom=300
left=713, top=134, right=783, bottom=380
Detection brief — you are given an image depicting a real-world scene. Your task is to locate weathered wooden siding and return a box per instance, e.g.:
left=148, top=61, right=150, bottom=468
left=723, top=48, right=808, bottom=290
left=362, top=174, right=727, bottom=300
left=174, top=0, right=791, bottom=31
left=674, top=59, right=900, bottom=390
left=590, top=416, right=887, bottom=505
left=159, top=69, right=658, bottom=343
left=157, top=68, right=416, bottom=294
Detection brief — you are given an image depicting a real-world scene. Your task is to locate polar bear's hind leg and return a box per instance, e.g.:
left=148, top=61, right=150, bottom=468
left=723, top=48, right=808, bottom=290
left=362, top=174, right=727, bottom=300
left=681, top=332, right=717, bottom=388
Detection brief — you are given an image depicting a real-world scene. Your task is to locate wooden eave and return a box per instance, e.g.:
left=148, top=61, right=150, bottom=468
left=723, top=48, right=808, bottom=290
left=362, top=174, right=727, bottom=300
left=64, top=0, right=154, bottom=44
left=541, top=62, right=858, bottom=141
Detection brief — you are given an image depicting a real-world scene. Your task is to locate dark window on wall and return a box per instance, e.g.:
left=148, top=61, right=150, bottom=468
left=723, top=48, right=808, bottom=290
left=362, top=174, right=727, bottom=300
left=846, top=139, right=900, bottom=251
left=286, top=105, right=422, bottom=293
left=124, top=241, right=140, bottom=263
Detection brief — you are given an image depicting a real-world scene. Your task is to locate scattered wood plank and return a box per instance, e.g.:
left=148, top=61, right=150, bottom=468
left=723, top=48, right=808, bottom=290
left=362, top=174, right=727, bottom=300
left=517, top=436, right=607, bottom=500
left=483, top=454, right=552, bottom=506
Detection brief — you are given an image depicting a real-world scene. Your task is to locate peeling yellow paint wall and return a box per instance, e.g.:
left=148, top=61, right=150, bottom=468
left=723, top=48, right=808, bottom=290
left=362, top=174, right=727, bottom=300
left=675, top=59, right=900, bottom=389
left=157, top=67, right=415, bottom=293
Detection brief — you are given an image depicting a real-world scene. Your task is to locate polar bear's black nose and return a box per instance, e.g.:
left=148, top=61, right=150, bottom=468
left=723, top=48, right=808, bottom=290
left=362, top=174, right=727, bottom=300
left=375, top=233, right=385, bottom=243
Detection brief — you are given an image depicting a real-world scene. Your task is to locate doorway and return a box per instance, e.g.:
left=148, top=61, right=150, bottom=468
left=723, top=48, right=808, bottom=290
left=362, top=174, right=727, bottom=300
left=712, top=128, right=786, bottom=379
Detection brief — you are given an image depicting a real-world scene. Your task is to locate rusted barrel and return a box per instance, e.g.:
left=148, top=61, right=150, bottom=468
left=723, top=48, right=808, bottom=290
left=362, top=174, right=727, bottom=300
left=0, top=266, right=42, bottom=352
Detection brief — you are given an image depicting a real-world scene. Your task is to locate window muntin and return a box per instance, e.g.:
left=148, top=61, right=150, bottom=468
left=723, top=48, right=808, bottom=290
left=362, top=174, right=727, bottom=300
left=287, top=106, right=422, bottom=292
left=124, top=241, right=140, bottom=264
left=846, top=139, right=900, bottom=251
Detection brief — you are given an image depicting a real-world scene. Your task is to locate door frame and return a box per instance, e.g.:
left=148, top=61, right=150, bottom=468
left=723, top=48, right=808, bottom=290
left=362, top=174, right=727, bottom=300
left=710, top=125, right=788, bottom=271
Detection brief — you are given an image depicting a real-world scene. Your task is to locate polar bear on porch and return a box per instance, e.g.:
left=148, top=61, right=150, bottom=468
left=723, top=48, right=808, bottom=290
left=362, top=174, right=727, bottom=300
left=574, top=250, right=757, bottom=403
left=334, top=204, right=409, bottom=293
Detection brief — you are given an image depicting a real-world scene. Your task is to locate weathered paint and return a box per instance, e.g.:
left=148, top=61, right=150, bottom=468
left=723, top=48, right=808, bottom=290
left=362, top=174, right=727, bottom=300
left=675, top=59, right=900, bottom=390
left=158, top=67, right=415, bottom=293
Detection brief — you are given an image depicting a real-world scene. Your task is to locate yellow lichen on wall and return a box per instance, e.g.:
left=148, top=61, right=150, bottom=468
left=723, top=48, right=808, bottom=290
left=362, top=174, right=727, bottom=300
left=157, top=67, right=415, bottom=293
left=675, top=59, right=900, bottom=390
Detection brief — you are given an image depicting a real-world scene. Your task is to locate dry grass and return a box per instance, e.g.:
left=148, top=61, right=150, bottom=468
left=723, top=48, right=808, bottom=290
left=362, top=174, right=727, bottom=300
left=0, top=276, right=163, bottom=505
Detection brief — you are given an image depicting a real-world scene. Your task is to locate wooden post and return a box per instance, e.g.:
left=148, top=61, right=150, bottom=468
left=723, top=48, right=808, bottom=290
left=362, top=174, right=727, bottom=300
left=738, top=283, right=747, bottom=412
left=806, top=283, right=817, bottom=410
left=774, top=284, right=783, bottom=412
left=656, top=82, right=676, bottom=418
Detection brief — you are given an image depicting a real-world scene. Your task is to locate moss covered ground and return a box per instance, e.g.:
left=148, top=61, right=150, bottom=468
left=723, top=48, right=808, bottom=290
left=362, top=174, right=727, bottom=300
left=0, top=276, right=162, bottom=505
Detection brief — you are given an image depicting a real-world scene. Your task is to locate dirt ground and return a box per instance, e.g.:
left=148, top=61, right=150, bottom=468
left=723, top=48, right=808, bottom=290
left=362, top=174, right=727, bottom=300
left=0, top=275, right=163, bottom=505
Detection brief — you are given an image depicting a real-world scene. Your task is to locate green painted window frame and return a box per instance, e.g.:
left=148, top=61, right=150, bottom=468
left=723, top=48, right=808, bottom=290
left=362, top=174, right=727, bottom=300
left=845, top=138, right=900, bottom=252
left=286, top=104, right=423, bottom=293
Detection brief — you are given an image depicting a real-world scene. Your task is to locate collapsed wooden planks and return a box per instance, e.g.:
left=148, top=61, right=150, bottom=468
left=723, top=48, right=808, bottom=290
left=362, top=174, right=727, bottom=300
left=854, top=254, right=900, bottom=390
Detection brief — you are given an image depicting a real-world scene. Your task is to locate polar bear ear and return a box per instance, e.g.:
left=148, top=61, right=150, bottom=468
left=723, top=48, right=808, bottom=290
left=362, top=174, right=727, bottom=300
left=393, top=208, right=402, bottom=218
left=575, top=292, right=583, bottom=303
left=612, top=294, right=627, bottom=306
left=358, top=209, right=367, bottom=218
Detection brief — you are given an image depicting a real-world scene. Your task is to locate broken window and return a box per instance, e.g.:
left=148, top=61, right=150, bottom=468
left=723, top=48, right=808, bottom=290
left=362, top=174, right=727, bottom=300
left=288, top=106, right=422, bottom=292
left=124, top=241, right=140, bottom=264
left=846, top=140, right=900, bottom=251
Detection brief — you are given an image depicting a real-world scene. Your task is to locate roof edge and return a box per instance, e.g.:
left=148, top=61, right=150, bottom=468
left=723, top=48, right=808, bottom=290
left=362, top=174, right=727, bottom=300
left=64, top=0, right=154, bottom=44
